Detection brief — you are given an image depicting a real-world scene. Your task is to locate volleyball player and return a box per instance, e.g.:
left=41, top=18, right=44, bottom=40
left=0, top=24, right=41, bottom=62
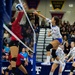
left=5, top=53, right=29, bottom=75
left=50, top=44, right=65, bottom=75
left=33, top=11, right=65, bottom=69
left=65, top=42, right=75, bottom=75
left=9, top=3, right=27, bottom=74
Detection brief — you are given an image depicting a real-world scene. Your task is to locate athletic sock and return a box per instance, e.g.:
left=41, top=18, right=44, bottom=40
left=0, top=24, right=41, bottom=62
left=47, top=56, right=51, bottom=62
left=59, top=73, right=62, bottom=75
left=49, top=72, right=53, bottom=75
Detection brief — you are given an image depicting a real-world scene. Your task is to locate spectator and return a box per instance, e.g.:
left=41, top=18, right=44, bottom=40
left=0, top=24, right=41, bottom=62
left=68, top=27, right=71, bottom=34
left=25, top=37, right=30, bottom=45
left=63, top=35, right=68, bottom=45
left=62, top=20, right=66, bottom=26
left=28, top=51, right=33, bottom=64
left=35, top=23, right=40, bottom=34
left=25, top=29, right=31, bottom=37
left=20, top=48, right=28, bottom=59
left=30, top=41, right=33, bottom=47
left=66, top=21, right=70, bottom=26
left=61, top=27, right=67, bottom=37
left=3, top=38, right=7, bottom=46
left=4, top=43, right=10, bottom=54
left=3, top=30, right=9, bottom=38
left=71, top=31, right=75, bottom=42
left=41, top=18, right=46, bottom=28
left=64, top=41, right=71, bottom=56
left=2, top=49, right=9, bottom=61
left=22, top=27, right=27, bottom=38
left=6, top=34, right=11, bottom=44
left=2, top=49, right=6, bottom=61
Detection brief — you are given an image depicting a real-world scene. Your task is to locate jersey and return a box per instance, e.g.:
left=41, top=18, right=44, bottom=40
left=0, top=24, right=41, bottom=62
left=46, top=18, right=62, bottom=39
left=20, top=52, right=28, bottom=58
left=11, top=11, right=24, bottom=41
left=56, top=47, right=65, bottom=61
left=52, top=47, right=65, bottom=64
left=67, top=47, right=75, bottom=59
left=9, top=54, right=24, bottom=66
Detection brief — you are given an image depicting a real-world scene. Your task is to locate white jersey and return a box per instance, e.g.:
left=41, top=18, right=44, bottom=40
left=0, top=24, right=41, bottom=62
left=56, top=47, right=65, bottom=61
left=46, top=18, right=62, bottom=39
left=52, top=47, right=65, bottom=64
left=68, top=47, right=75, bottom=59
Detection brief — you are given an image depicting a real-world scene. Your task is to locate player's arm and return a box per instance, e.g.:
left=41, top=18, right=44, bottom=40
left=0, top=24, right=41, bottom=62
left=65, top=51, right=71, bottom=59
left=20, top=54, right=28, bottom=65
left=33, top=11, right=46, bottom=20
left=23, top=54, right=28, bottom=66
left=24, top=58, right=28, bottom=66
left=67, top=56, right=73, bottom=62
left=33, top=11, right=52, bottom=28
left=48, top=31, right=52, bottom=37
left=14, top=3, right=27, bottom=23
left=14, top=11, right=24, bottom=23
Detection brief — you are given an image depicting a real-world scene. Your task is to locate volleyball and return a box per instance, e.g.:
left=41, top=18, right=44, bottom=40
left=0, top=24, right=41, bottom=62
left=15, top=4, right=23, bottom=11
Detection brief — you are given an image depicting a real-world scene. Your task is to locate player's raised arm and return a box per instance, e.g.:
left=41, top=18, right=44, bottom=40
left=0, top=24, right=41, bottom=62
left=33, top=11, right=46, bottom=20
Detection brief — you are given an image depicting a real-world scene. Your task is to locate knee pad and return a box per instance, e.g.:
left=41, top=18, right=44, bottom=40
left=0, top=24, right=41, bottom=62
left=46, top=44, right=53, bottom=51
left=71, top=66, right=75, bottom=72
left=51, top=49, right=57, bottom=58
left=25, top=74, right=28, bottom=75
left=11, top=57, right=17, bottom=61
left=5, top=68, right=10, bottom=72
left=12, top=67, right=16, bottom=74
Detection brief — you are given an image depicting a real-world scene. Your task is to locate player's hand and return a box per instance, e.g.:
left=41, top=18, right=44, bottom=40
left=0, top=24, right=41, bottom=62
left=64, top=56, right=68, bottom=59
left=24, top=61, right=28, bottom=66
left=48, top=31, right=51, bottom=37
left=23, top=3, right=27, bottom=9
left=67, top=59, right=70, bottom=62
left=33, top=11, right=38, bottom=15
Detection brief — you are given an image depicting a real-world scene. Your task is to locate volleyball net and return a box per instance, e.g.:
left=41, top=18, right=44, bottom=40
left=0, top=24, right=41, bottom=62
left=0, top=0, right=36, bottom=75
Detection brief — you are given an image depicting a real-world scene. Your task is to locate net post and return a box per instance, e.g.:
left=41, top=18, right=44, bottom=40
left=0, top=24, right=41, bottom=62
left=0, top=0, right=4, bottom=74
left=32, top=32, right=36, bottom=75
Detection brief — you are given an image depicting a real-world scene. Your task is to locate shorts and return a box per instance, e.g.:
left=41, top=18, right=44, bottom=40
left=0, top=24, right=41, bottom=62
left=53, top=59, right=59, bottom=64
left=53, top=38, right=63, bottom=44
left=53, top=59, right=64, bottom=64
left=16, top=64, right=21, bottom=67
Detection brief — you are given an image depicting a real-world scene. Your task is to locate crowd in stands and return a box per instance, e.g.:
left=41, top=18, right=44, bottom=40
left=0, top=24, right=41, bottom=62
left=2, top=18, right=75, bottom=63
left=60, top=21, right=75, bottom=56
left=2, top=22, right=40, bottom=63
left=41, top=20, right=75, bottom=62
left=51, top=21, right=75, bottom=62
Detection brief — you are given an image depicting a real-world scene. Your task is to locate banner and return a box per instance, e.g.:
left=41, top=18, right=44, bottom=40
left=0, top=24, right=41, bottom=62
left=26, top=0, right=40, bottom=9
left=2, top=61, right=74, bottom=75
left=51, top=0, right=65, bottom=10
left=50, top=12, right=65, bottom=19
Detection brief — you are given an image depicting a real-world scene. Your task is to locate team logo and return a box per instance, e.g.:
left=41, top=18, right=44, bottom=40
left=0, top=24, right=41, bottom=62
left=31, top=66, right=42, bottom=74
